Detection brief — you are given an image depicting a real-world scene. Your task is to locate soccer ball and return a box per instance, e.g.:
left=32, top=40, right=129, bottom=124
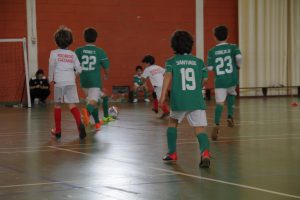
left=108, top=106, right=119, bottom=119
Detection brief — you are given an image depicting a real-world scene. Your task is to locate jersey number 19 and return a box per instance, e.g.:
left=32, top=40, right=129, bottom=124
left=180, top=68, right=196, bottom=91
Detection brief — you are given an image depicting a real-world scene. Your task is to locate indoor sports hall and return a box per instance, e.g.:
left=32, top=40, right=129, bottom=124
left=0, top=0, right=299, bottom=199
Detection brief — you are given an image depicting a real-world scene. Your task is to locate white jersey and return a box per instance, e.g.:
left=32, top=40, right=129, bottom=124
left=142, top=65, right=165, bottom=87
left=48, top=49, right=82, bottom=87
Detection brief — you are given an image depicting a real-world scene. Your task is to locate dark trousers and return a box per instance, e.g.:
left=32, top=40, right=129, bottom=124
left=30, top=89, right=50, bottom=103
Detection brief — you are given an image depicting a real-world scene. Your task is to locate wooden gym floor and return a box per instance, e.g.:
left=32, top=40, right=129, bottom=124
left=0, top=97, right=299, bottom=200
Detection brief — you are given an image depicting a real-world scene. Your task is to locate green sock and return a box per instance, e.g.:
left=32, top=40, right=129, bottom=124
left=86, top=104, right=95, bottom=115
left=214, top=104, right=224, bottom=125
left=144, top=89, right=149, bottom=99
left=133, top=91, right=137, bottom=98
left=227, top=95, right=235, bottom=118
left=92, top=107, right=100, bottom=123
left=197, top=133, right=210, bottom=153
left=103, top=96, right=109, bottom=118
left=167, top=127, right=177, bottom=154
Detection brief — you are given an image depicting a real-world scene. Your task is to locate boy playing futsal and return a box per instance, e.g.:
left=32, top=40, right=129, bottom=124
left=75, top=27, right=110, bottom=130
left=133, top=65, right=150, bottom=103
left=207, top=25, right=242, bottom=140
left=141, top=55, right=170, bottom=119
left=48, top=26, right=86, bottom=139
left=159, top=30, right=211, bottom=168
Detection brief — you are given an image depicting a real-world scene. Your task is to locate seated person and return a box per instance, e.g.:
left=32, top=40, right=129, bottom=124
left=133, top=66, right=150, bottom=103
left=29, top=69, right=50, bottom=104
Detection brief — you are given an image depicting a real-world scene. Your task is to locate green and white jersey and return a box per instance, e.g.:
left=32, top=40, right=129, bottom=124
left=207, top=43, right=241, bottom=88
left=166, top=54, right=208, bottom=111
left=133, top=75, right=143, bottom=86
left=75, top=44, right=109, bottom=88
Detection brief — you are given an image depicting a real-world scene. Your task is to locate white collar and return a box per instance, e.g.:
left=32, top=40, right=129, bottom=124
left=216, top=42, right=228, bottom=46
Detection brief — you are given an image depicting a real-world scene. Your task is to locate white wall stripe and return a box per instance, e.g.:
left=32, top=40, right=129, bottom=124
left=26, top=0, right=38, bottom=77
left=196, top=0, right=204, bottom=59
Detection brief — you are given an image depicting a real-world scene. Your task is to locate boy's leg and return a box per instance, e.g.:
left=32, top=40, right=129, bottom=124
left=133, top=85, right=138, bottom=103
left=227, top=86, right=237, bottom=127
left=143, top=85, right=150, bottom=102
left=82, top=88, right=101, bottom=126
left=65, top=85, right=86, bottom=139
left=102, top=95, right=109, bottom=118
left=156, top=86, right=170, bottom=119
left=152, top=91, right=158, bottom=113
left=163, top=116, right=179, bottom=161
left=51, top=86, right=63, bottom=139
left=52, top=104, right=62, bottom=139
left=212, top=88, right=226, bottom=140
left=187, top=110, right=210, bottom=168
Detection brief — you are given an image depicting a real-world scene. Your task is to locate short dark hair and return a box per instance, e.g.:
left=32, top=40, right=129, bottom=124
left=84, top=27, right=98, bottom=43
left=136, top=65, right=143, bottom=71
left=171, top=30, right=194, bottom=54
left=214, top=25, right=228, bottom=41
left=35, top=69, right=44, bottom=76
left=54, top=26, right=73, bottom=49
left=142, top=55, right=155, bottom=65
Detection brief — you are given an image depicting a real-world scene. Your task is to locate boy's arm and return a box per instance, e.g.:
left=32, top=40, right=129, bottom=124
left=159, top=66, right=166, bottom=74
left=103, top=68, right=109, bottom=80
left=48, top=52, right=55, bottom=83
left=141, top=68, right=148, bottom=83
left=206, top=50, right=214, bottom=71
left=74, top=53, right=82, bottom=74
left=234, top=45, right=242, bottom=69
left=201, top=62, right=209, bottom=86
left=159, top=72, right=172, bottom=106
left=99, top=49, right=110, bottom=79
left=159, top=61, right=172, bottom=105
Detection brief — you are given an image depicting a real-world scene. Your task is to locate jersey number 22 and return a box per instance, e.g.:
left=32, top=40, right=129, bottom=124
left=82, top=55, right=96, bottom=71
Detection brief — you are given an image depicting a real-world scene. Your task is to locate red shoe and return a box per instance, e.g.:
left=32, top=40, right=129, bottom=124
left=162, top=152, right=177, bottom=162
left=81, top=108, right=90, bottom=126
left=199, top=150, right=211, bottom=168
left=95, top=122, right=101, bottom=131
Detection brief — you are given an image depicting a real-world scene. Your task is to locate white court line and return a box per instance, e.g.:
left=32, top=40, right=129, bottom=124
left=0, top=181, right=72, bottom=189
left=1, top=135, right=300, bottom=154
left=48, top=146, right=300, bottom=199
left=149, top=166, right=300, bottom=199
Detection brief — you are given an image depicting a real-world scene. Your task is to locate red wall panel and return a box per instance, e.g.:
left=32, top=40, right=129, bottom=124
left=0, top=0, right=27, bottom=38
left=204, top=0, right=238, bottom=89
left=36, top=0, right=196, bottom=96
left=0, top=0, right=27, bottom=103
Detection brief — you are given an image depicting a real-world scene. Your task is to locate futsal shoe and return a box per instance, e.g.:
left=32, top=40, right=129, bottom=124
left=103, top=116, right=115, bottom=123
left=152, top=108, right=158, bottom=114
left=81, top=108, right=90, bottom=127
left=95, top=122, right=101, bottom=131
left=211, top=125, right=220, bottom=141
left=78, top=123, right=87, bottom=140
left=227, top=117, right=234, bottom=127
left=159, top=112, right=170, bottom=119
left=144, top=98, right=150, bottom=103
left=199, top=150, right=211, bottom=168
left=163, top=152, right=178, bottom=162
left=133, top=98, right=138, bottom=103
left=51, top=128, right=61, bottom=139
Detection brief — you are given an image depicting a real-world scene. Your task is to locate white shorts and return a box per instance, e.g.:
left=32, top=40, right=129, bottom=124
left=215, top=86, right=237, bottom=103
left=83, top=88, right=104, bottom=102
left=54, top=85, right=79, bottom=103
left=154, top=86, right=162, bottom=99
left=170, top=110, right=207, bottom=127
